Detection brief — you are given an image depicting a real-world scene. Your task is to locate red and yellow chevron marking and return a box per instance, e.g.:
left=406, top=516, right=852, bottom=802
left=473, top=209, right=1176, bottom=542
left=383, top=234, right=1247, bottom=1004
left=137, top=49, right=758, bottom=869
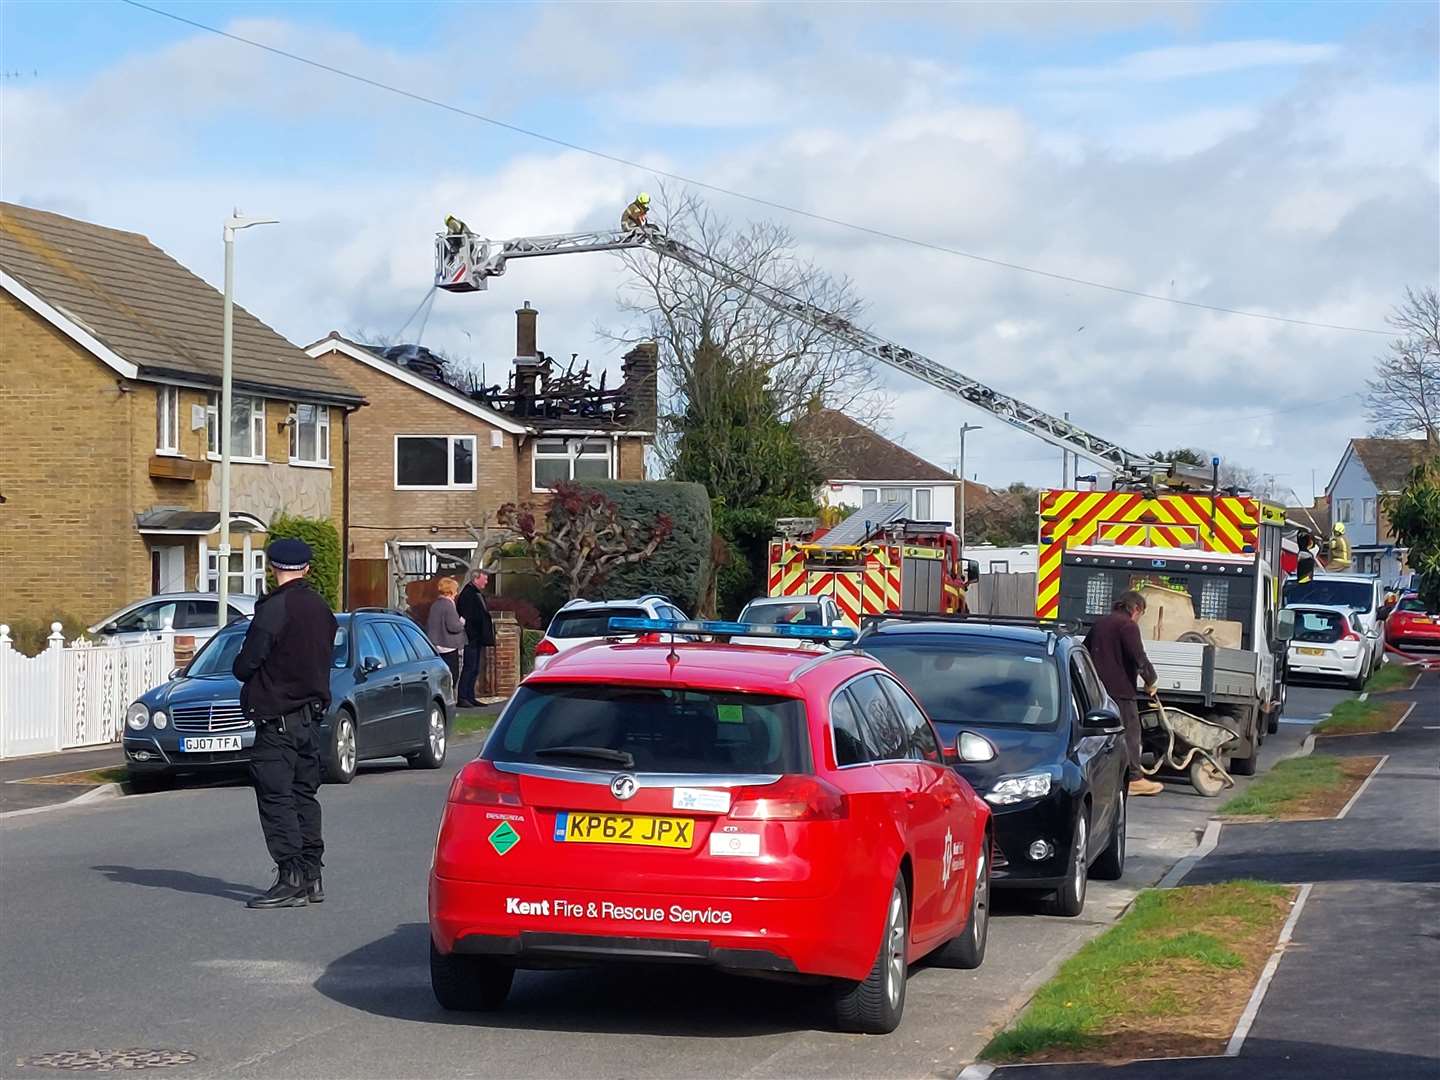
left=768, top=544, right=808, bottom=598
left=833, top=572, right=863, bottom=628
left=1035, top=490, right=1263, bottom=618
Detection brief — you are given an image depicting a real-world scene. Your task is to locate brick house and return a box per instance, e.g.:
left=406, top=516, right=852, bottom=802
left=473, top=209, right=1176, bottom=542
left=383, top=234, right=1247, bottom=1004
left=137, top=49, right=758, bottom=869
left=795, top=408, right=969, bottom=530
left=306, top=302, right=656, bottom=599
left=1326, top=437, right=1434, bottom=583
left=0, top=202, right=364, bottom=627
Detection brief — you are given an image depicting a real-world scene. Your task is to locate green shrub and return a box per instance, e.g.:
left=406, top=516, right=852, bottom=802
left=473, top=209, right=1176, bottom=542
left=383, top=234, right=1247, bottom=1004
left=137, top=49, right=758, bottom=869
left=265, top=514, right=342, bottom=609
left=521, top=628, right=544, bottom=676
left=581, top=480, right=713, bottom=612
left=5, top=613, right=93, bottom=657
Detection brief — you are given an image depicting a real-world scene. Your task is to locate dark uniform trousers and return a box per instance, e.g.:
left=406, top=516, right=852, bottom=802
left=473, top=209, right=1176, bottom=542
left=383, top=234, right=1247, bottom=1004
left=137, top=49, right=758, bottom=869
left=249, top=707, right=324, bottom=878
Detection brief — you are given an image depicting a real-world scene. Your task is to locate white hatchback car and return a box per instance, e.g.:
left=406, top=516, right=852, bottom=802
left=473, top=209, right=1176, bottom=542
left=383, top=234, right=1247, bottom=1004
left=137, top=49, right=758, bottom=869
left=89, top=592, right=256, bottom=648
left=1285, top=603, right=1370, bottom=690
left=1283, top=574, right=1385, bottom=673
left=732, top=594, right=847, bottom=648
left=532, top=595, right=689, bottom=671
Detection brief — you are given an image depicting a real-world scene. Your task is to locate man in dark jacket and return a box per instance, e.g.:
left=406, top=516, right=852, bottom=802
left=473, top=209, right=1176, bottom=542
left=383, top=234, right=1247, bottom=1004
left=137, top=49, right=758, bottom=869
left=233, top=538, right=337, bottom=908
left=1084, top=590, right=1163, bottom=797
left=456, top=570, right=494, bottom=708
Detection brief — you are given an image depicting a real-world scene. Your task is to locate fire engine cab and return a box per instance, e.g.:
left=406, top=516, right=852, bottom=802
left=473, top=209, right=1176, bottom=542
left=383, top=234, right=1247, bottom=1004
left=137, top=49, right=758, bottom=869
left=766, top=500, right=978, bottom=629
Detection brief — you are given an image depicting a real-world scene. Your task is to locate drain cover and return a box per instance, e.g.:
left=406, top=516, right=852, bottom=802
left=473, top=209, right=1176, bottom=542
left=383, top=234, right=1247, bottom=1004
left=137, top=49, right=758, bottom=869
left=18, top=1049, right=198, bottom=1071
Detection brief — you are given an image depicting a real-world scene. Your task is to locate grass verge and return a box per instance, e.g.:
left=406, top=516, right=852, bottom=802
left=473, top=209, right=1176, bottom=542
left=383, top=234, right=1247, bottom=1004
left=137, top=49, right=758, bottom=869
left=1220, top=754, right=1380, bottom=818
left=1314, top=699, right=1407, bottom=736
left=18, top=766, right=128, bottom=786
left=983, top=881, right=1295, bottom=1064
left=1363, top=663, right=1415, bottom=694
left=453, top=709, right=498, bottom=739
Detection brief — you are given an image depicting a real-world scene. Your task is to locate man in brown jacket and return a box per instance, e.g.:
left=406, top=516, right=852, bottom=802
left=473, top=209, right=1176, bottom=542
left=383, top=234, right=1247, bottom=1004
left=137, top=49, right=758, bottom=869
left=1084, top=590, right=1164, bottom=796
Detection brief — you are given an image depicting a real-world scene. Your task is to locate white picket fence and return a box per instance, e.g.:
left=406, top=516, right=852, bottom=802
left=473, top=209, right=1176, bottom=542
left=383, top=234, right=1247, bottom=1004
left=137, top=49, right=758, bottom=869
left=0, top=622, right=176, bottom=759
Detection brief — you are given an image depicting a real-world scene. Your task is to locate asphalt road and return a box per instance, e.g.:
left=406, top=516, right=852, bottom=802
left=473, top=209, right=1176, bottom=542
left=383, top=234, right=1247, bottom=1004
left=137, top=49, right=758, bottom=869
left=0, top=687, right=1347, bottom=1080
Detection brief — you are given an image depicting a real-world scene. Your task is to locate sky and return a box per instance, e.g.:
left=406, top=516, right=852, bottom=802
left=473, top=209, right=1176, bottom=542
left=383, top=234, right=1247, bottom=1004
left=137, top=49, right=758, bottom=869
left=3, top=0, right=1438, bottom=501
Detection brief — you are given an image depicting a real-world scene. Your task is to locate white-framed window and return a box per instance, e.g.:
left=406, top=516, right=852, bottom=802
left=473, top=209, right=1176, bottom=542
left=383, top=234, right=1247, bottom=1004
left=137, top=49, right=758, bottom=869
left=395, top=435, right=476, bottom=490
left=532, top=437, right=612, bottom=490
left=913, top=488, right=932, bottom=518
left=206, top=393, right=266, bottom=461
left=289, top=403, right=331, bottom=465
left=198, top=536, right=266, bottom=595
left=1335, top=497, right=1353, bottom=523
left=394, top=541, right=476, bottom=576
left=156, top=385, right=180, bottom=454
left=1361, top=497, right=1376, bottom=525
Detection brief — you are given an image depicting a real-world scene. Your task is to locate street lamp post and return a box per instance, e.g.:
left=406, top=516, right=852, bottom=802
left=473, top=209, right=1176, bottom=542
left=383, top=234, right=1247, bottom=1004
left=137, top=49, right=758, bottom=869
left=957, top=423, right=982, bottom=559
left=217, top=212, right=278, bottom=629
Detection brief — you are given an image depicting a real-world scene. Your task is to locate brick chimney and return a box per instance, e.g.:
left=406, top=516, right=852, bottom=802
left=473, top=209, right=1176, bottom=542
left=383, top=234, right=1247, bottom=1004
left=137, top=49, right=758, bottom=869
left=513, top=301, right=541, bottom=404
left=620, top=341, right=658, bottom=429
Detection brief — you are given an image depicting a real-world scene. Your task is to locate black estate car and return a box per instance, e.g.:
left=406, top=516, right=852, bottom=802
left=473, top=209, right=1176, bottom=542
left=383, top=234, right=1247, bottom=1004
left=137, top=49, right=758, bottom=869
left=123, top=610, right=454, bottom=789
left=855, top=617, right=1127, bottom=917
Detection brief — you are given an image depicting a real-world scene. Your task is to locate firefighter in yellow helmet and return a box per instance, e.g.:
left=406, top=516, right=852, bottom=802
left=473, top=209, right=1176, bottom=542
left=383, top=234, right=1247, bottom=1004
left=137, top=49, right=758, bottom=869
left=620, top=192, right=651, bottom=232
left=1328, top=521, right=1352, bottom=572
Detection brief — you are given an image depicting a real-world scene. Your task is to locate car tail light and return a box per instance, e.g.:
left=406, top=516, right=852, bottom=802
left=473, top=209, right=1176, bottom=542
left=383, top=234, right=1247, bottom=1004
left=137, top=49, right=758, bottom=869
left=730, top=775, right=847, bottom=821
left=448, top=760, right=522, bottom=807
left=534, top=638, right=559, bottom=657
left=1338, top=621, right=1360, bottom=641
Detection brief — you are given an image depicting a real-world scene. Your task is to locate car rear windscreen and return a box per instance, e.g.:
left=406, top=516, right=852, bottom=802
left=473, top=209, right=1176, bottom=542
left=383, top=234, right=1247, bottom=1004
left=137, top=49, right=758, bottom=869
left=547, top=608, right=648, bottom=639
left=1292, top=610, right=1345, bottom=643
left=740, top=602, right=822, bottom=626
left=1284, top=579, right=1374, bottom=613
left=1397, top=597, right=1426, bottom=613
left=488, top=684, right=810, bottom=774
left=858, top=639, right=1060, bottom=728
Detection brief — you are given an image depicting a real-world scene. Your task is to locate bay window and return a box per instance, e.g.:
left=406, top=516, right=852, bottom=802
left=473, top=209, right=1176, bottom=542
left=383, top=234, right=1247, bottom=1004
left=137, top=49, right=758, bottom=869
left=289, top=403, right=331, bottom=465
left=395, top=435, right=476, bottom=489
left=533, top=438, right=612, bottom=490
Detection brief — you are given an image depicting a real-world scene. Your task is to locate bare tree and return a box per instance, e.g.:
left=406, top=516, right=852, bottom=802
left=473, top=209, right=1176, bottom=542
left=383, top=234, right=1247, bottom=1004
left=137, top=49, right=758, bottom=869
left=1365, top=286, right=1440, bottom=446
left=609, top=187, right=883, bottom=470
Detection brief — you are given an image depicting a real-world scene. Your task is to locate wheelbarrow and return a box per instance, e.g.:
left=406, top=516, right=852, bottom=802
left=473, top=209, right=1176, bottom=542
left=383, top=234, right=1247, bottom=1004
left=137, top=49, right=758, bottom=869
left=1139, top=696, right=1238, bottom=797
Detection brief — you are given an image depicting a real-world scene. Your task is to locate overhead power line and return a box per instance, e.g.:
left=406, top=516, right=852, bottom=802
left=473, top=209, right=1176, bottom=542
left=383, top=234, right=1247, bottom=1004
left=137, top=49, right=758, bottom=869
left=122, top=0, right=1392, bottom=337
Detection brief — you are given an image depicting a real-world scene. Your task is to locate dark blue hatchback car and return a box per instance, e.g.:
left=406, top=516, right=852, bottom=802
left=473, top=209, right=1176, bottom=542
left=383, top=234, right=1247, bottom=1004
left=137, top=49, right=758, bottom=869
left=855, top=617, right=1128, bottom=918
left=123, top=610, right=454, bottom=789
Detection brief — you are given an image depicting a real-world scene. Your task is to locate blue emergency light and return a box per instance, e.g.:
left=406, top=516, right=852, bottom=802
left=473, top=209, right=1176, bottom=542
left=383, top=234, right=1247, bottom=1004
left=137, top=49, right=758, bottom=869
left=607, top=616, right=857, bottom=643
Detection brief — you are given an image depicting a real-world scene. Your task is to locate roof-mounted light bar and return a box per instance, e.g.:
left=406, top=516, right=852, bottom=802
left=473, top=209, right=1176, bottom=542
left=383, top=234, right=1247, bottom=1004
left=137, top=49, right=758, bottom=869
left=607, top=616, right=857, bottom=643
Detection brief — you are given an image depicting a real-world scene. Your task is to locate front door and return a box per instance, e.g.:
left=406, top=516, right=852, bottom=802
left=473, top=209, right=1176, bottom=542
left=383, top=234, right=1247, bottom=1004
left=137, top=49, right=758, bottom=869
left=352, top=621, right=404, bottom=754
left=151, top=546, right=186, bottom=594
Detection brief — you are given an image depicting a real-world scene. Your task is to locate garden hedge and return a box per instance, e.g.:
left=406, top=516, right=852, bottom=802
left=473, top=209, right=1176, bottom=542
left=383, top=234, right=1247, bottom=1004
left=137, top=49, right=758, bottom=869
left=580, top=480, right=713, bottom=612
left=265, top=513, right=342, bottom=609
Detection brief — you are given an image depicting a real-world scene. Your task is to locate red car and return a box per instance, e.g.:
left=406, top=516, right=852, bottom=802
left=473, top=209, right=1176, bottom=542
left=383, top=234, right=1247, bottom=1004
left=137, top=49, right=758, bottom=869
left=429, top=617, right=992, bottom=1034
left=1387, top=594, right=1440, bottom=649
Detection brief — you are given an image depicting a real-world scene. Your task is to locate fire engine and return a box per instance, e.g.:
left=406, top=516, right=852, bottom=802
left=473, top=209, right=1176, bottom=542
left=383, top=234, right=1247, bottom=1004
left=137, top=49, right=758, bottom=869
left=765, top=502, right=977, bottom=628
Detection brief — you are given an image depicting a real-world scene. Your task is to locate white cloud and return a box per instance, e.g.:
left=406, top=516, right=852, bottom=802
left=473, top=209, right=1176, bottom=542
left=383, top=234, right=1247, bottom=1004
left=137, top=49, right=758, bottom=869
left=1039, top=40, right=1341, bottom=84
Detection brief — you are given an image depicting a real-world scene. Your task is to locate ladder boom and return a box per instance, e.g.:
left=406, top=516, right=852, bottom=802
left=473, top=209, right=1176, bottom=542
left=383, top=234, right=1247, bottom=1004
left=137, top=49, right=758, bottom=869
left=436, top=227, right=1159, bottom=474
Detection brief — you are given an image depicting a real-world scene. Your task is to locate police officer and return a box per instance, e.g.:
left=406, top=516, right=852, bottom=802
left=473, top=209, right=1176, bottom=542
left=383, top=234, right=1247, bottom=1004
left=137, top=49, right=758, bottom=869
left=233, top=538, right=337, bottom=910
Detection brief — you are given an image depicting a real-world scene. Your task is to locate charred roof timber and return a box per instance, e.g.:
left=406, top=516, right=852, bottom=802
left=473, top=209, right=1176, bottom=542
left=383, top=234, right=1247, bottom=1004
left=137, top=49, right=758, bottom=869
left=374, top=302, right=656, bottom=430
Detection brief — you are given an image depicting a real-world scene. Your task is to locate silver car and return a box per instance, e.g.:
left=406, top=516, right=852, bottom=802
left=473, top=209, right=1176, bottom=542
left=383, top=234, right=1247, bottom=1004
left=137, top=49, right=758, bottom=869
left=89, top=592, right=256, bottom=647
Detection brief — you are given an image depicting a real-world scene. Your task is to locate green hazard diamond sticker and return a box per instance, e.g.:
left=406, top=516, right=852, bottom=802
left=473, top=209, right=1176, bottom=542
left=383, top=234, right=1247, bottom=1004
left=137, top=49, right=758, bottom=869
left=488, top=821, right=520, bottom=855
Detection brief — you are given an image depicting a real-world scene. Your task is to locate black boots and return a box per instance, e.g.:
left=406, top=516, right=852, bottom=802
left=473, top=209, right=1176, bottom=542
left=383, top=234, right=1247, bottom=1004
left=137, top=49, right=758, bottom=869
left=247, top=864, right=309, bottom=909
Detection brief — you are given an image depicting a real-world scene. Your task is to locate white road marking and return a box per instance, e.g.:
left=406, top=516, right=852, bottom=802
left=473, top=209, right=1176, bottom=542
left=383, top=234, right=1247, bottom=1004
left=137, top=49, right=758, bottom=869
left=1226, top=883, right=1313, bottom=1057
left=1336, top=755, right=1389, bottom=820
left=1391, top=702, right=1417, bottom=732
left=1156, top=818, right=1224, bottom=890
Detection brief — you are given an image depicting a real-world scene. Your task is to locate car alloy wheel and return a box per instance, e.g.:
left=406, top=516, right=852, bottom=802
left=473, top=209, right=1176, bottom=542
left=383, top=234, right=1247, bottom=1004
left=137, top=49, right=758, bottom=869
left=429, top=706, right=446, bottom=761
left=337, top=715, right=357, bottom=777
left=970, top=848, right=989, bottom=951
left=884, top=884, right=906, bottom=1011
left=1070, top=813, right=1087, bottom=905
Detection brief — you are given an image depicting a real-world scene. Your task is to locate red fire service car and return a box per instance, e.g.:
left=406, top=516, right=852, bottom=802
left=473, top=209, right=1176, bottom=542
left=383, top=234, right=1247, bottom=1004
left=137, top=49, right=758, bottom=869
left=1387, top=593, right=1440, bottom=650
left=429, top=616, right=992, bottom=1034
